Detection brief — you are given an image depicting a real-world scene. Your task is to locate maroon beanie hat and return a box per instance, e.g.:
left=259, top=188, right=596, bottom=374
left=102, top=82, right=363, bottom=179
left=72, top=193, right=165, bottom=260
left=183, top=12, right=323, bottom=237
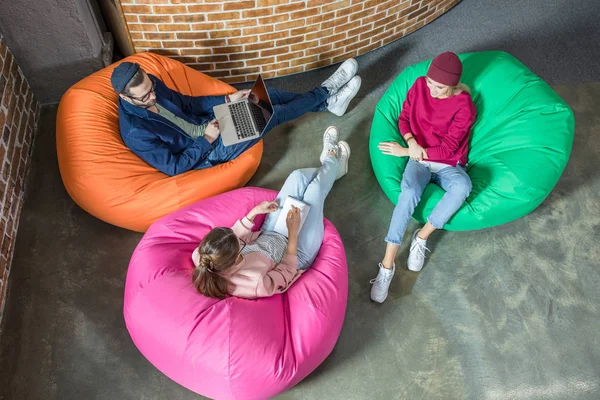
left=426, top=52, right=462, bottom=86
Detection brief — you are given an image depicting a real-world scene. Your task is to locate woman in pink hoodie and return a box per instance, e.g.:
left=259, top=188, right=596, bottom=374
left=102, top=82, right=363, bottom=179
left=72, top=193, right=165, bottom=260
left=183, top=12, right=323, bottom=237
left=370, top=52, right=477, bottom=303
left=191, top=126, right=350, bottom=299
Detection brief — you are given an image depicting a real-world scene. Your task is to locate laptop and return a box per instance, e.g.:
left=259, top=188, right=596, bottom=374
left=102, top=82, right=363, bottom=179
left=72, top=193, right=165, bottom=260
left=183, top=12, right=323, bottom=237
left=213, top=74, right=273, bottom=146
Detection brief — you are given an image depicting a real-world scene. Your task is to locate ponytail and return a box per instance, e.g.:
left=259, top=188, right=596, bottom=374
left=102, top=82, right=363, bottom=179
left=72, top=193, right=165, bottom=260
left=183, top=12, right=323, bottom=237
left=191, top=227, right=240, bottom=299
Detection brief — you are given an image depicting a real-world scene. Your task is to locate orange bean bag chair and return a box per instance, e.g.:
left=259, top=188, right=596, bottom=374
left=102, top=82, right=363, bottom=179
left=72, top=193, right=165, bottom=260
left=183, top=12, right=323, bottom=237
left=56, top=52, right=263, bottom=232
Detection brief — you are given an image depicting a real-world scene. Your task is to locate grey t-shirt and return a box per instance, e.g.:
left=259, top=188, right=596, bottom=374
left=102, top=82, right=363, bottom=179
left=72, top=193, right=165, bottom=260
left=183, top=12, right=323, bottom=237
left=155, top=104, right=207, bottom=139
left=241, top=230, right=288, bottom=264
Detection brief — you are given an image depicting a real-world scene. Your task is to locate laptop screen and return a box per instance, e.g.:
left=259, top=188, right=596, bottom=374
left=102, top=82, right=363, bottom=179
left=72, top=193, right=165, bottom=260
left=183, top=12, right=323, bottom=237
left=249, top=75, right=273, bottom=118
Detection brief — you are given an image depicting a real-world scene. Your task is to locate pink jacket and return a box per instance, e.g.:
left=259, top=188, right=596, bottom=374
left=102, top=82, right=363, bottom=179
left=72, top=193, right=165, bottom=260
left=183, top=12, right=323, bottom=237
left=194, top=217, right=304, bottom=299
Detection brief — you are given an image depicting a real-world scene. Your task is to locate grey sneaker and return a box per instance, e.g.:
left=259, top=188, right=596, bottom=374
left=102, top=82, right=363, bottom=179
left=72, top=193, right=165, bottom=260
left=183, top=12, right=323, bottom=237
left=336, top=140, right=350, bottom=180
left=320, top=126, right=339, bottom=164
left=370, top=263, right=395, bottom=303
left=321, top=58, right=358, bottom=95
left=408, top=229, right=430, bottom=272
left=327, top=76, right=361, bottom=117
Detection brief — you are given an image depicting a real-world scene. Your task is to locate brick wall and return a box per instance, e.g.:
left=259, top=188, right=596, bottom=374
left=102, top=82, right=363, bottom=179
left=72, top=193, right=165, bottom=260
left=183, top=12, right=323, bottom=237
left=119, top=0, right=460, bottom=83
left=0, top=35, right=40, bottom=319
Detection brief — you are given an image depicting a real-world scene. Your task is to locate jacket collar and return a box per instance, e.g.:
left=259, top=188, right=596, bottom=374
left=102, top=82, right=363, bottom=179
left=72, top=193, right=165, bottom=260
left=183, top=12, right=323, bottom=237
left=118, top=75, right=196, bottom=125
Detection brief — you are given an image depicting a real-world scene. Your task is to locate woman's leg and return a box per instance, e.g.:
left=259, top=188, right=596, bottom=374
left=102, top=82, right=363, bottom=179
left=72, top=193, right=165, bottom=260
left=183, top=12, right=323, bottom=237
left=406, top=165, right=471, bottom=271
left=371, top=160, right=430, bottom=303
left=382, top=160, right=431, bottom=268
left=427, top=165, right=472, bottom=232
left=262, top=168, right=319, bottom=232
left=295, top=155, right=339, bottom=269
left=266, top=87, right=303, bottom=105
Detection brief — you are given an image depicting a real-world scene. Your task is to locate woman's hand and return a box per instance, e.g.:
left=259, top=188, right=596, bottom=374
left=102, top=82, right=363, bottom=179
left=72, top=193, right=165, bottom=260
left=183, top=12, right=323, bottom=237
left=204, top=119, right=220, bottom=144
left=227, top=89, right=251, bottom=102
left=254, top=201, right=278, bottom=215
left=247, top=201, right=278, bottom=222
left=378, top=142, right=408, bottom=157
left=286, top=205, right=301, bottom=237
left=407, top=140, right=427, bottom=161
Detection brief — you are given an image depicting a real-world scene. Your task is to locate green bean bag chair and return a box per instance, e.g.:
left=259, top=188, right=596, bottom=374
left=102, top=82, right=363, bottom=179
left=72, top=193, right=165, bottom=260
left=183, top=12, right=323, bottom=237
left=369, top=51, right=574, bottom=231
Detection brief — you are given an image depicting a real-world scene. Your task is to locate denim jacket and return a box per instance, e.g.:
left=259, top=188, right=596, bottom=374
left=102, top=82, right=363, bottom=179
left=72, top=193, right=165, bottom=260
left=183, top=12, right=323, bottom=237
left=118, top=74, right=226, bottom=176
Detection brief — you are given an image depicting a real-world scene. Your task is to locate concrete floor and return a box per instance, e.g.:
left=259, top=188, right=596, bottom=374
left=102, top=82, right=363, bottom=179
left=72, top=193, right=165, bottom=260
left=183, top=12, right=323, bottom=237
left=2, top=0, right=600, bottom=399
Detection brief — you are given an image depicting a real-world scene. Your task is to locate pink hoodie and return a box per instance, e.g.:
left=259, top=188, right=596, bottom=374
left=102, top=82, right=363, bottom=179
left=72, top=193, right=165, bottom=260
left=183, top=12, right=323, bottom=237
left=399, top=76, right=477, bottom=166
left=193, top=217, right=304, bottom=299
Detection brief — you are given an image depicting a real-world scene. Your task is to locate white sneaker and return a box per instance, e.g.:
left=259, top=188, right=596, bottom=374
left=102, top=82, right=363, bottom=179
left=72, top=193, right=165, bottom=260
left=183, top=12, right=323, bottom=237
left=370, top=263, right=395, bottom=303
left=327, top=76, right=361, bottom=117
left=336, top=140, right=350, bottom=180
left=407, top=229, right=430, bottom=272
left=321, top=58, right=358, bottom=96
left=320, top=126, right=339, bottom=164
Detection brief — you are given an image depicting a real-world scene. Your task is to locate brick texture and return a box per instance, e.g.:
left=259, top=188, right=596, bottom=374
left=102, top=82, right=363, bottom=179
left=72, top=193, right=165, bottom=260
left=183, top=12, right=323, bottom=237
left=0, top=35, right=39, bottom=320
left=120, top=0, right=460, bottom=83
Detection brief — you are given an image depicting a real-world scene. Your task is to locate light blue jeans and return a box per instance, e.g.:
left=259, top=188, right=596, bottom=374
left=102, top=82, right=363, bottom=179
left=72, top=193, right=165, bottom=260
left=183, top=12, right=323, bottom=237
left=262, top=155, right=338, bottom=269
left=385, top=159, right=472, bottom=245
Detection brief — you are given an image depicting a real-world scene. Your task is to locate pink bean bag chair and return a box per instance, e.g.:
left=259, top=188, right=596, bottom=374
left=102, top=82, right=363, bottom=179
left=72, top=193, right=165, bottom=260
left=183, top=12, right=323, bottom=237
left=124, top=187, right=348, bottom=400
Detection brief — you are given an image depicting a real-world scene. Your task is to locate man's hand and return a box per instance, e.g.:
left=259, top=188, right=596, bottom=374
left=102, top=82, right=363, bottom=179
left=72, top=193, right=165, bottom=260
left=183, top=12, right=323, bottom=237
left=286, top=205, right=301, bottom=237
left=204, top=119, right=220, bottom=144
left=378, top=142, right=408, bottom=157
left=228, top=89, right=251, bottom=102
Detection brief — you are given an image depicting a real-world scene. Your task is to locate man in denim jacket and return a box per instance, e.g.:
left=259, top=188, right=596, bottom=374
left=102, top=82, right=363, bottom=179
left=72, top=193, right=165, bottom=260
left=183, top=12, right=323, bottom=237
left=112, top=60, right=361, bottom=176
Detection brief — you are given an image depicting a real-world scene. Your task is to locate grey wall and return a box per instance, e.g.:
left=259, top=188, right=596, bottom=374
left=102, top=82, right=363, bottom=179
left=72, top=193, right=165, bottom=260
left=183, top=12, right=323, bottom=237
left=0, top=0, right=110, bottom=104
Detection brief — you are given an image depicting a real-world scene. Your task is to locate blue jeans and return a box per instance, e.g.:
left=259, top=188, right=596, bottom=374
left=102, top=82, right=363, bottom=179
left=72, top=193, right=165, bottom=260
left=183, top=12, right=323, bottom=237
left=205, top=87, right=329, bottom=166
left=262, top=155, right=338, bottom=269
left=385, top=159, right=472, bottom=245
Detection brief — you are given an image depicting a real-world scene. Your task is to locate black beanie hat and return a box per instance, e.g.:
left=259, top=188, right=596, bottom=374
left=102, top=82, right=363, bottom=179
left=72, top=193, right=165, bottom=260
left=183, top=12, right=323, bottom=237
left=111, top=62, right=141, bottom=93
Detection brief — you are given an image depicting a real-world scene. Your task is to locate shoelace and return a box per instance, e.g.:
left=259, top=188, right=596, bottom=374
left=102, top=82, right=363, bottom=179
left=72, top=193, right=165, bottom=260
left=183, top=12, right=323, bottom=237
left=324, top=68, right=351, bottom=89
left=324, top=132, right=337, bottom=146
left=369, top=265, right=393, bottom=285
left=335, top=81, right=353, bottom=99
left=413, top=241, right=431, bottom=259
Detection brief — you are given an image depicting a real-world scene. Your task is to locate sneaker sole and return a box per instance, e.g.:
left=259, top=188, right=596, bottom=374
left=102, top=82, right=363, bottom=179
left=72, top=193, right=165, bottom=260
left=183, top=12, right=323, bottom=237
left=320, top=126, right=339, bottom=164
left=330, top=76, right=361, bottom=117
left=336, top=140, right=351, bottom=179
left=370, top=293, right=388, bottom=303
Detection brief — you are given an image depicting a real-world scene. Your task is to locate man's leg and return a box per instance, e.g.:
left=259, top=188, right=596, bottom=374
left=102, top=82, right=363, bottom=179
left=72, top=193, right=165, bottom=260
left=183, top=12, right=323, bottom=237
left=205, top=87, right=329, bottom=166
left=205, top=136, right=261, bottom=167
left=262, top=168, right=319, bottom=232
left=263, top=87, right=329, bottom=134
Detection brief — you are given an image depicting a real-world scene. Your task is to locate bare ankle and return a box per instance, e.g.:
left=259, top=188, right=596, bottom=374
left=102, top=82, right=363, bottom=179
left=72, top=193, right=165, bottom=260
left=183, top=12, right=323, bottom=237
left=381, top=260, right=394, bottom=269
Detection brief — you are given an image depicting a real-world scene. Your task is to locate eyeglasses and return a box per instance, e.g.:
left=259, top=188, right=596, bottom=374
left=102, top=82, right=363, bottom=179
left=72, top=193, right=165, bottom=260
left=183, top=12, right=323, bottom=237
left=128, top=80, right=156, bottom=103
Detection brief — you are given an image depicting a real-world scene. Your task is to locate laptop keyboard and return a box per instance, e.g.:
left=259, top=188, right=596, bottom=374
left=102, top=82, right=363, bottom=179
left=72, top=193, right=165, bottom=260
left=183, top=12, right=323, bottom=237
left=229, top=102, right=256, bottom=139
left=250, top=102, right=267, bottom=132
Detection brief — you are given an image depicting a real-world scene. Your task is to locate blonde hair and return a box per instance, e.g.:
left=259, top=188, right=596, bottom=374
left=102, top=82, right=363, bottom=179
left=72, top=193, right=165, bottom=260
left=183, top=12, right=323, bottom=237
left=453, top=83, right=471, bottom=95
